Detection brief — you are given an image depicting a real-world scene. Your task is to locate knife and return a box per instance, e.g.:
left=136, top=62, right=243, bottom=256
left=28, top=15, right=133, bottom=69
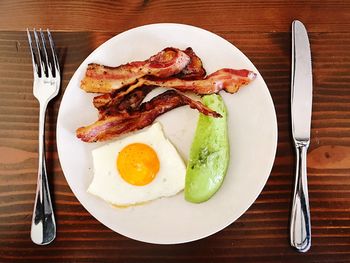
left=290, top=20, right=313, bottom=253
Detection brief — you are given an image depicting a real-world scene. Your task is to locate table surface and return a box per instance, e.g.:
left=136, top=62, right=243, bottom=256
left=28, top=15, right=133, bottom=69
left=0, top=1, right=350, bottom=262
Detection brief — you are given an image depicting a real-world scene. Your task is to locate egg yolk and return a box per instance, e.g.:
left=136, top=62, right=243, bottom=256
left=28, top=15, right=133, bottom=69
left=117, top=143, right=160, bottom=186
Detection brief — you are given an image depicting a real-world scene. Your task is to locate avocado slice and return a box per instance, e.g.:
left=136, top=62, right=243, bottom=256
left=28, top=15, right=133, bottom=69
left=185, top=94, right=229, bottom=203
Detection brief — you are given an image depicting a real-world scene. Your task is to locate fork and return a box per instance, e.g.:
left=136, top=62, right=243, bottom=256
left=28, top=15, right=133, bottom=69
left=27, top=29, right=60, bottom=245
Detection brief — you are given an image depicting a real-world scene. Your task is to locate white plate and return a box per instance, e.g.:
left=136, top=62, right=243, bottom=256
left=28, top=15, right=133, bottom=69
left=57, top=23, right=278, bottom=244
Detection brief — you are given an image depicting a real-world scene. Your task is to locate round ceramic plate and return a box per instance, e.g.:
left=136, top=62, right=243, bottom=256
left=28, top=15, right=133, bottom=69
left=57, top=23, right=277, bottom=244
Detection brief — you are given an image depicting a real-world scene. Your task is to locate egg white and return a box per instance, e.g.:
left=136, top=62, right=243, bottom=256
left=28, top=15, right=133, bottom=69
left=87, top=122, right=186, bottom=206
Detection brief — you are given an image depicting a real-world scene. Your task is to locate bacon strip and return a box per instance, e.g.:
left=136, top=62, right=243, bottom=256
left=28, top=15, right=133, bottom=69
left=98, top=86, right=155, bottom=118
left=92, top=92, right=117, bottom=109
left=93, top=50, right=200, bottom=108
left=91, top=47, right=206, bottom=107
left=93, top=68, right=256, bottom=111
left=174, top=47, right=206, bottom=80
left=76, top=90, right=221, bottom=142
left=81, top=47, right=190, bottom=93
left=143, top=68, right=257, bottom=94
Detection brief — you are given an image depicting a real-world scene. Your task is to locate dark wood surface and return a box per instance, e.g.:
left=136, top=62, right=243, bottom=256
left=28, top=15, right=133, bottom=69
left=0, top=1, right=350, bottom=262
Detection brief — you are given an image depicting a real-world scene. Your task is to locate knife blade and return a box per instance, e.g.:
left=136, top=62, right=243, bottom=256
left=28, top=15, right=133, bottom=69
left=290, top=20, right=313, bottom=253
left=291, top=21, right=313, bottom=141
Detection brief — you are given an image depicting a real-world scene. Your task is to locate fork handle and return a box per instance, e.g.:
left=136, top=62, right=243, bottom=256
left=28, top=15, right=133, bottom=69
left=31, top=103, right=56, bottom=245
left=290, top=141, right=311, bottom=252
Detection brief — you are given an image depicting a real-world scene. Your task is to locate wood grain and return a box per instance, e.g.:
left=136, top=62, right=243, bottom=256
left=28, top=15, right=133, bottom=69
left=0, top=28, right=349, bottom=262
left=0, top=0, right=349, bottom=33
left=1, top=0, right=350, bottom=260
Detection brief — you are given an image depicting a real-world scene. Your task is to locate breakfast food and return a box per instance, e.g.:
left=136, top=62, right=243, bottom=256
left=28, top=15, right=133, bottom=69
left=92, top=85, right=155, bottom=110
left=185, top=94, right=229, bottom=203
left=81, top=47, right=194, bottom=93
left=77, top=46, right=257, bottom=205
left=90, top=68, right=256, bottom=114
left=94, top=86, right=157, bottom=120
left=173, top=47, right=206, bottom=80
left=82, top=47, right=206, bottom=94
left=77, top=47, right=256, bottom=143
left=140, top=68, right=256, bottom=94
left=76, top=90, right=221, bottom=142
left=87, top=122, right=186, bottom=206
left=110, top=68, right=255, bottom=99
left=91, top=47, right=206, bottom=110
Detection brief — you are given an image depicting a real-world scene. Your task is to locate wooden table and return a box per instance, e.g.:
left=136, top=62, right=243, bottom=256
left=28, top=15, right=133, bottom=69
left=0, top=1, right=349, bottom=262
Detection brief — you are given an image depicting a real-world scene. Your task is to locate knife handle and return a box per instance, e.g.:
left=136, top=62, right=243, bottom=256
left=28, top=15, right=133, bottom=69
left=290, top=140, right=311, bottom=252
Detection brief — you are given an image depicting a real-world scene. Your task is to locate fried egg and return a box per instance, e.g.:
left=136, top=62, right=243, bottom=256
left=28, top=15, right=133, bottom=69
left=87, top=122, right=186, bottom=206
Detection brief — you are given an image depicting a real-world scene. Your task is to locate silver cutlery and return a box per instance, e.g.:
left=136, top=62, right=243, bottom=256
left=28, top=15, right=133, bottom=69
left=290, top=20, right=313, bottom=252
left=27, top=29, right=60, bottom=245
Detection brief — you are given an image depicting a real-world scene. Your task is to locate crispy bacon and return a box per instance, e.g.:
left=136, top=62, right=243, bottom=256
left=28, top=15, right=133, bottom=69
left=93, top=85, right=155, bottom=110
left=92, top=92, right=116, bottom=109
left=92, top=48, right=206, bottom=110
left=93, top=68, right=256, bottom=112
left=95, top=68, right=255, bottom=107
left=175, top=47, right=206, bottom=80
left=76, top=90, right=221, bottom=142
left=81, top=47, right=190, bottom=93
left=142, top=68, right=257, bottom=94
left=97, top=86, right=155, bottom=118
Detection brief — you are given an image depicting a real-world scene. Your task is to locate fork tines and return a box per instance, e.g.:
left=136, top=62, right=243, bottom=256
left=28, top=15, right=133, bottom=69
left=26, top=29, right=60, bottom=79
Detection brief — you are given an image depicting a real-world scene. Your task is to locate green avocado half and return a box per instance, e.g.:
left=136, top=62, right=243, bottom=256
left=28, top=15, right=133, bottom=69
left=185, top=94, right=229, bottom=203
